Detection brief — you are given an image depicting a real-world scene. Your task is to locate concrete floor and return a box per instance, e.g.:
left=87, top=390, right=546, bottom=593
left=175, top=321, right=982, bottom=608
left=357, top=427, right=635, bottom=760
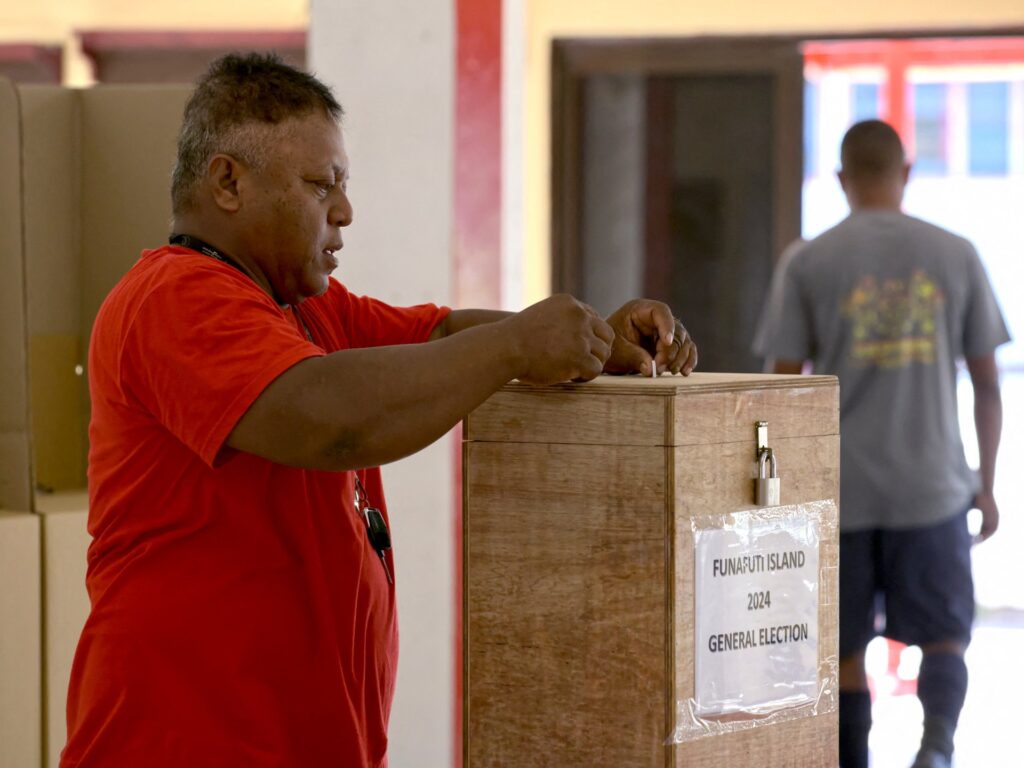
left=867, top=613, right=1024, bottom=767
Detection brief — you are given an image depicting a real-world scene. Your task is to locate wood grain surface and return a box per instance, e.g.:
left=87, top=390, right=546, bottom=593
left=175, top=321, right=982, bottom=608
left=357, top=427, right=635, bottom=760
left=465, top=441, right=669, bottom=767
left=464, top=373, right=840, bottom=767
left=466, top=373, right=837, bottom=448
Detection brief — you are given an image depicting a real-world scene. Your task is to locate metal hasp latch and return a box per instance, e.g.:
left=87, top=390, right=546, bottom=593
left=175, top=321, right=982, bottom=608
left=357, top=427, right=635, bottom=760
left=755, top=420, right=781, bottom=507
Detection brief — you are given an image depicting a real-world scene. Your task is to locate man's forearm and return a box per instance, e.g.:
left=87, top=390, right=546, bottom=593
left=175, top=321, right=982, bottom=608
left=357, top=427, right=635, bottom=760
left=227, top=295, right=613, bottom=470
left=974, top=384, right=1002, bottom=493
left=431, top=309, right=512, bottom=339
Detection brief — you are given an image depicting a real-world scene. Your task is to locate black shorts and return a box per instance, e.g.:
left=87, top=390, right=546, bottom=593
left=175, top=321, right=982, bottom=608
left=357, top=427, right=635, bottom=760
left=839, top=510, right=975, bottom=657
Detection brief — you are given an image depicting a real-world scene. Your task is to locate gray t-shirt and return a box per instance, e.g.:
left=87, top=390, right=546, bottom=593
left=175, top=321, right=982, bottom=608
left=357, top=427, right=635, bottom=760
left=754, top=210, right=1010, bottom=531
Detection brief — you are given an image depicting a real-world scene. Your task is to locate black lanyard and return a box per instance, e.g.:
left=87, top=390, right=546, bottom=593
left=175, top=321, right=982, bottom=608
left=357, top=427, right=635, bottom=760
left=169, top=233, right=315, bottom=343
left=169, top=233, right=244, bottom=271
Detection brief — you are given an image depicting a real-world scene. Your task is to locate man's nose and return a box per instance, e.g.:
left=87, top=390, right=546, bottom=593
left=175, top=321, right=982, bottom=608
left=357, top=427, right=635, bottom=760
left=330, top=192, right=353, bottom=227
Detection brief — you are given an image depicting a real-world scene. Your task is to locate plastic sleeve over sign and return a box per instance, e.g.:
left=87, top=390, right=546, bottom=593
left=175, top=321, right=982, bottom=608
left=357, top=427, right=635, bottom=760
left=667, top=499, right=839, bottom=744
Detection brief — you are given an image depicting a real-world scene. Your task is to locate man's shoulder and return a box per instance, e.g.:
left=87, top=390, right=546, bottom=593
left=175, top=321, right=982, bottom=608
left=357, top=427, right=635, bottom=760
left=846, top=210, right=975, bottom=251
left=99, top=246, right=179, bottom=312
left=140, top=245, right=269, bottom=291
left=808, top=213, right=887, bottom=247
left=797, top=216, right=862, bottom=253
left=783, top=228, right=838, bottom=268
left=780, top=217, right=885, bottom=279
left=112, top=245, right=226, bottom=292
left=99, top=245, right=276, bottom=326
left=898, top=213, right=976, bottom=251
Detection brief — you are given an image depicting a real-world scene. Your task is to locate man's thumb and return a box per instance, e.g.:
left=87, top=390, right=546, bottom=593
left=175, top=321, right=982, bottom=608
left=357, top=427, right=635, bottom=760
left=612, top=338, right=655, bottom=376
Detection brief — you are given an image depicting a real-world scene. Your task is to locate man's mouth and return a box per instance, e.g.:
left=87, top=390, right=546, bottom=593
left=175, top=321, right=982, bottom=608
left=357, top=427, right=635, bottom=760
left=323, top=245, right=341, bottom=271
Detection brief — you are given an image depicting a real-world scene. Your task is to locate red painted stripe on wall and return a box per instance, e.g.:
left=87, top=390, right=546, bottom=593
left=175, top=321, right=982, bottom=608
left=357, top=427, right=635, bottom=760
left=454, top=1, right=502, bottom=766
left=456, top=0, right=503, bottom=312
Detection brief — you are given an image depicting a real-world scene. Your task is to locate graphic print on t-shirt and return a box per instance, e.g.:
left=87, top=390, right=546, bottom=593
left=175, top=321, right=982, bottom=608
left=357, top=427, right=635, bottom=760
left=842, top=269, right=945, bottom=368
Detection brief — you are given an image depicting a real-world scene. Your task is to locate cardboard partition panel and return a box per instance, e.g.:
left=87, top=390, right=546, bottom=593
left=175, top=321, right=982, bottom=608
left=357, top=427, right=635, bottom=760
left=19, top=86, right=84, bottom=493
left=1, top=80, right=191, bottom=768
left=0, top=78, right=33, bottom=512
left=18, top=85, right=191, bottom=494
left=0, top=510, right=42, bottom=768
left=36, top=493, right=91, bottom=768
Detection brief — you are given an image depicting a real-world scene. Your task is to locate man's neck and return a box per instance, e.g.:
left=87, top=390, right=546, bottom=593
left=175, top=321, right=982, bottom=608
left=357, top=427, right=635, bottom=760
left=850, top=201, right=902, bottom=213
left=848, top=189, right=903, bottom=213
left=844, top=176, right=904, bottom=212
left=171, top=216, right=279, bottom=303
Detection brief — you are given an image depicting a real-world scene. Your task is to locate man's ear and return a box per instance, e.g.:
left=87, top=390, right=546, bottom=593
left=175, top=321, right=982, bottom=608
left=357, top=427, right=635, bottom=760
left=207, top=154, right=245, bottom=213
left=901, top=162, right=912, bottom=185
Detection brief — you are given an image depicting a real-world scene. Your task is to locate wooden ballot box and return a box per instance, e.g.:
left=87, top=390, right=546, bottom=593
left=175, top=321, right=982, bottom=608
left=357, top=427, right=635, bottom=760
left=463, top=373, right=839, bottom=767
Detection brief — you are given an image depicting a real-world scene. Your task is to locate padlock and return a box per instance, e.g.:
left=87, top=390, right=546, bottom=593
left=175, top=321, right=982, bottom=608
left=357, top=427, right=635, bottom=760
left=756, top=448, right=781, bottom=507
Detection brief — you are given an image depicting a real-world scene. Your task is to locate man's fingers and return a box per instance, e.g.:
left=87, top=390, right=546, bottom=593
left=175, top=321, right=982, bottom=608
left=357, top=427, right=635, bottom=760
left=668, top=342, right=687, bottom=374
left=603, top=300, right=695, bottom=376
left=682, top=339, right=698, bottom=375
left=639, top=302, right=676, bottom=345
left=572, top=351, right=606, bottom=382
left=610, top=299, right=674, bottom=344
left=664, top=326, right=688, bottom=373
left=611, top=337, right=655, bottom=376
left=671, top=326, right=697, bottom=375
left=592, top=317, right=615, bottom=346
left=590, top=333, right=612, bottom=365
left=655, top=317, right=686, bottom=356
left=652, top=320, right=697, bottom=375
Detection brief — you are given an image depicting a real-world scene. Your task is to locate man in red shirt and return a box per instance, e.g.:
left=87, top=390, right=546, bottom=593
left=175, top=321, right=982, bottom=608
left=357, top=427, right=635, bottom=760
left=62, top=53, right=697, bottom=767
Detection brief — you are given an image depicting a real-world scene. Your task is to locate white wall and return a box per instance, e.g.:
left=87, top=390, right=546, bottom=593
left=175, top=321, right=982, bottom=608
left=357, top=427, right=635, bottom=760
left=310, top=2, right=455, bottom=766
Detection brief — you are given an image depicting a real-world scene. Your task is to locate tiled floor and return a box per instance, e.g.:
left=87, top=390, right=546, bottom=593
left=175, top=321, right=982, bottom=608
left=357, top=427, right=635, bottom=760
left=867, top=612, right=1024, bottom=767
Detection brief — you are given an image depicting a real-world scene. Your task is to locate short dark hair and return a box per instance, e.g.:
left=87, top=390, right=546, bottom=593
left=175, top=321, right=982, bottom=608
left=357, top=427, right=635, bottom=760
left=840, top=120, right=905, bottom=180
left=171, top=52, right=344, bottom=215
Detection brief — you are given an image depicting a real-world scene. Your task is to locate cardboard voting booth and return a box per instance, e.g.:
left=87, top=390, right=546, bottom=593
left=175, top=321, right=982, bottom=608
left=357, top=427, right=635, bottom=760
left=0, top=76, right=190, bottom=767
left=0, top=511, right=41, bottom=768
left=463, top=373, right=840, bottom=767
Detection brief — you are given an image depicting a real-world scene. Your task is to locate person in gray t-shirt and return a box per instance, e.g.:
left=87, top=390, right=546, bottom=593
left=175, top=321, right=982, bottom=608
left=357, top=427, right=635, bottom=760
left=754, top=120, right=1009, bottom=768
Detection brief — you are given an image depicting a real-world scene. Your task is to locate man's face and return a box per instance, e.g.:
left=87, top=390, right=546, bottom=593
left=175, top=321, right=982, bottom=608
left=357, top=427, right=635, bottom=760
left=241, top=113, right=352, bottom=306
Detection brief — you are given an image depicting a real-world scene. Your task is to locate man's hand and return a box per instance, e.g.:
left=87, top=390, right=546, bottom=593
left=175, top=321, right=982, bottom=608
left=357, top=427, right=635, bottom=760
left=603, top=299, right=698, bottom=377
left=505, top=294, right=614, bottom=386
left=973, top=491, right=999, bottom=544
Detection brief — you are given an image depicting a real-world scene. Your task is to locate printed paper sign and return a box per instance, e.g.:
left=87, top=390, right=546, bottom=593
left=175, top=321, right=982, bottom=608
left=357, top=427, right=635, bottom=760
left=693, top=510, right=820, bottom=715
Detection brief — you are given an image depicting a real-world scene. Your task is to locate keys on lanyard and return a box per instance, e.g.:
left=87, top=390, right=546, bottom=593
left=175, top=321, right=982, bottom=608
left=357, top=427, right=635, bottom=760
left=354, top=474, right=393, bottom=584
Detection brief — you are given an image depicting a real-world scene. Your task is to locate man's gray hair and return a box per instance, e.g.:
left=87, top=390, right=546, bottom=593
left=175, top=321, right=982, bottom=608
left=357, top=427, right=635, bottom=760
left=171, top=52, right=343, bottom=215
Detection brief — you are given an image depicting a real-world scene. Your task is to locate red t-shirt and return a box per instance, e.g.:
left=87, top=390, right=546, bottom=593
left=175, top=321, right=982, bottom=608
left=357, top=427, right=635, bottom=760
left=62, top=245, right=449, bottom=768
